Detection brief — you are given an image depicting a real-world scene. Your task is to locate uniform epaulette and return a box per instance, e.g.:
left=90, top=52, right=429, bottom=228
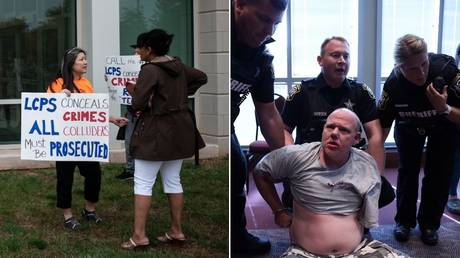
left=346, top=79, right=376, bottom=100
left=301, top=78, right=317, bottom=89
left=346, top=78, right=361, bottom=86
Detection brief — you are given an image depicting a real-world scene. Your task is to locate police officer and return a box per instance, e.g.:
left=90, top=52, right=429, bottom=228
left=231, top=0, right=290, bottom=255
left=378, top=34, right=460, bottom=246
left=282, top=37, right=392, bottom=209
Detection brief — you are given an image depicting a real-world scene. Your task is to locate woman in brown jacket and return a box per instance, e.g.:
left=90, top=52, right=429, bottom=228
left=121, top=29, right=207, bottom=250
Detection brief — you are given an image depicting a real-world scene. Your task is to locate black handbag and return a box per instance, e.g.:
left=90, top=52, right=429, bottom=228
left=116, top=125, right=126, bottom=140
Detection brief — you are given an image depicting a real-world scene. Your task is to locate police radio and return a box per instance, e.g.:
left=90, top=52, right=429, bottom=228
left=429, top=54, right=460, bottom=96
left=432, top=76, right=446, bottom=94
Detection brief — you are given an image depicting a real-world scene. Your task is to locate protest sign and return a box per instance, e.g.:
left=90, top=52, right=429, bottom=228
left=21, top=93, right=110, bottom=162
left=105, top=55, right=143, bottom=105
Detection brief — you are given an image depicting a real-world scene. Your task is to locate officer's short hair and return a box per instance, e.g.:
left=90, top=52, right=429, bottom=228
left=394, top=34, right=427, bottom=66
left=239, top=0, right=288, bottom=11
left=320, top=36, right=349, bottom=56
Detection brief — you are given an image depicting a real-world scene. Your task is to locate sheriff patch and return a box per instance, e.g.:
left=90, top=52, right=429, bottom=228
left=361, top=84, right=376, bottom=100
left=287, top=84, right=302, bottom=101
left=452, top=73, right=460, bottom=98
left=378, top=90, right=389, bottom=110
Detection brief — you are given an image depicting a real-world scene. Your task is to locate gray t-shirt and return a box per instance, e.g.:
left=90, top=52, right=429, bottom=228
left=254, top=142, right=381, bottom=228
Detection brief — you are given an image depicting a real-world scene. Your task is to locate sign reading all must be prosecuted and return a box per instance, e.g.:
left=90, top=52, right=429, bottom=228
left=20, top=93, right=110, bottom=162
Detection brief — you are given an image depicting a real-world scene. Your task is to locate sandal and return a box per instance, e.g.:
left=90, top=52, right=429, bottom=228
left=157, top=232, right=187, bottom=245
left=120, top=237, right=150, bottom=250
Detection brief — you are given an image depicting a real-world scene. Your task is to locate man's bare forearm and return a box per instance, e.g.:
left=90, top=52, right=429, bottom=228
left=253, top=173, right=285, bottom=212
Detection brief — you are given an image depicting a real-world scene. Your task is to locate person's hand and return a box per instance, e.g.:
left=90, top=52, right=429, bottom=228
left=109, top=116, right=129, bottom=127
left=126, top=81, right=136, bottom=95
left=61, top=89, right=72, bottom=97
left=426, top=83, right=449, bottom=113
left=274, top=210, right=292, bottom=228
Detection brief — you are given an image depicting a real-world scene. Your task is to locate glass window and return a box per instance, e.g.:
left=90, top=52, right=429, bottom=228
left=441, top=0, right=460, bottom=58
left=238, top=0, right=359, bottom=146
left=119, top=0, right=192, bottom=65
left=290, top=0, right=358, bottom=78
left=234, top=82, right=288, bottom=144
left=267, top=14, right=287, bottom=79
left=381, top=0, right=440, bottom=77
left=119, top=0, right=193, bottom=114
left=0, top=0, right=76, bottom=143
left=380, top=0, right=440, bottom=145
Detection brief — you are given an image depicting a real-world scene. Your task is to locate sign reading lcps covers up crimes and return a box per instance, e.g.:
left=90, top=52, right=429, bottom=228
left=105, top=55, right=143, bottom=105
left=21, top=93, right=110, bottom=162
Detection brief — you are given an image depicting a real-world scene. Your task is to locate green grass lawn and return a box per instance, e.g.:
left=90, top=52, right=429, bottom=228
left=0, top=158, right=228, bottom=258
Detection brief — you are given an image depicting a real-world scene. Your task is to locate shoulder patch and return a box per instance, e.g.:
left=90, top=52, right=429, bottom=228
left=361, top=84, right=376, bottom=100
left=378, top=90, right=389, bottom=110
left=451, top=73, right=460, bottom=98
left=287, top=84, right=302, bottom=101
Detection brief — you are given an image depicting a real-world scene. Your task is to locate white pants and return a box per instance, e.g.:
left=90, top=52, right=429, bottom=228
left=134, top=159, right=183, bottom=196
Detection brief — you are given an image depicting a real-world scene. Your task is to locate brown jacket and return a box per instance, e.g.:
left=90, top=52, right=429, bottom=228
left=130, top=57, right=207, bottom=161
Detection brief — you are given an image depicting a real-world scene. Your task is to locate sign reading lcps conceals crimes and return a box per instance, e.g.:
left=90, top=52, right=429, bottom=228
left=20, top=93, right=110, bottom=162
left=105, top=55, right=144, bottom=105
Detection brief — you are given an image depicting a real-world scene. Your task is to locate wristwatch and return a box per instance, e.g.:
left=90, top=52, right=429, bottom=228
left=439, top=105, right=452, bottom=116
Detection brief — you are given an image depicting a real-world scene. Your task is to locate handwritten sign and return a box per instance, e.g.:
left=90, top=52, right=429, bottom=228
left=21, top=93, right=110, bottom=162
left=105, top=55, right=143, bottom=105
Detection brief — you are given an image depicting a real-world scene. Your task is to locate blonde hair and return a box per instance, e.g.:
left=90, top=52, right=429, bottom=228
left=394, top=34, right=427, bottom=66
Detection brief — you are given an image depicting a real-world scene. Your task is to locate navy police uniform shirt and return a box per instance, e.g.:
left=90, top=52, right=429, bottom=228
left=282, top=73, right=378, bottom=144
left=378, top=53, right=460, bottom=129
left=231, top=36, right=275, bottom=132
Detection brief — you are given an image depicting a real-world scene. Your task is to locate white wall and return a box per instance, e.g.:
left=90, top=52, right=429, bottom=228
left=194, top=0, right=229, bottom=157
left=77, top=0, right=124, bottom=162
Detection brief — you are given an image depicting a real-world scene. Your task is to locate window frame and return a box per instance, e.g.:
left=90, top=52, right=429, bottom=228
left=237, top=0, right=452, bottom=148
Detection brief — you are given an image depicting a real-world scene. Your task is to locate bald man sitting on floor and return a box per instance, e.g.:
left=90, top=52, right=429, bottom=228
left=254, top=108, right=408, bottom=258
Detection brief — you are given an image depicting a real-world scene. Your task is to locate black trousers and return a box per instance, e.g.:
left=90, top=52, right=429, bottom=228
left=394, top=122, right=458, bottom=230
left=56, top=161, right=102, bottom=209
left=231, top=133, right=248, bottom=240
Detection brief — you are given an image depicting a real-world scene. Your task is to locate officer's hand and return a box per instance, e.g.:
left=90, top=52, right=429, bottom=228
left=274, top=210, right=292, bottom=228
left=426, top=83, right=448, bottom=113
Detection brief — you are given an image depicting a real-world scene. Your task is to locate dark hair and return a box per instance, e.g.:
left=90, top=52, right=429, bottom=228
left=130, top=32, right=149, bottom=48
left=239, top=0, right=288, bottom=11
left=320, top=36, right=349, bottom=56
left=142, top=29, right=174, bottom=56
left=49, top=47, right=86, bottom=93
